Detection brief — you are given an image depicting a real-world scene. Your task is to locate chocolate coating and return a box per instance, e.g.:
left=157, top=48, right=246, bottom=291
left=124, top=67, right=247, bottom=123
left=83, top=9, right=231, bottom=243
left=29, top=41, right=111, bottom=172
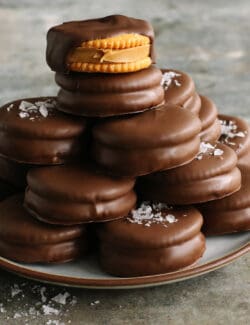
left=0, top=195, right=87, bottom=263
left=183, top=92, right=201, bottom=115
left=56, top=66, right=165, bottom=117
left=199, top=171, right=250, bottom=235
left=47, top=15, right=155, bottom=72
left=98, top=206, right=205, bottom=276
left=25, top=165, right=136, bottom=225
left=137, top=143, right=242, bottom=204
left=92, top=105, right=202, bottom=176
left=199, top=95, right=221, bottom=143
left=219, top=114, right=250, bottom=170
left=161, top=69, right=198, bottom=109
left=0, top=97, right=87, bottom=164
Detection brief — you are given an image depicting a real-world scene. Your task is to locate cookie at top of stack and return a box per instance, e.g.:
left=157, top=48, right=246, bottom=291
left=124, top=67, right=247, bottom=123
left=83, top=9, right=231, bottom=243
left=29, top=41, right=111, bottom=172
left=46, top=14, right=155, bottom=73
left=47, top=15, right=164, bottom=117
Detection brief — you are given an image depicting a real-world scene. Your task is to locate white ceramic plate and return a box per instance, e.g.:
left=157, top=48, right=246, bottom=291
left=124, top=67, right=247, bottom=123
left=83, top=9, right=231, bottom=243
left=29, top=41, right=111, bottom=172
left=0, top=232, right=249, bottom=289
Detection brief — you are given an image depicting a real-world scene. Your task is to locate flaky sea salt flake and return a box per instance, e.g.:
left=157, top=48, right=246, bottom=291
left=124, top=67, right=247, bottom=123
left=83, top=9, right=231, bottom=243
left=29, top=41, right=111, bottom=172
left=19, top=100, right=33, bottom=111
left=214, top=148, right=224, bottom=156
left=11, top=284, right=22, bottom=297
left=52, top=292, right=71, bottom=305
left=6, top=103, right=14, bottom=112
left=40, top=286, right=47, bottom=303
left=13, top=312, right=22, bottom=319
left=166, top=214, right=178, bottom=223
left=90, top=300, right=100, bottom=306
left=42, top=305, right=60, bottom=316
left=19, top=111, right=29, bottom=119
left=39, top=104, right=49, bottom=118
left=161, top=71, right=181, bottom=89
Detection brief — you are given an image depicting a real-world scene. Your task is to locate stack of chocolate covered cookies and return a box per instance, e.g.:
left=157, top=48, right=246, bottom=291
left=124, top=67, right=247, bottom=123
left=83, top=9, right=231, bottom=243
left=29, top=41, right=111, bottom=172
left=0, top=15, right=249, bottom=277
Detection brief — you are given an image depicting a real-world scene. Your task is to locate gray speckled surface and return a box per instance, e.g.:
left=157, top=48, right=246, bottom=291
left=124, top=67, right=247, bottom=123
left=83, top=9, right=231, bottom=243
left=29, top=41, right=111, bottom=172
left=0, top=1, right=249, bottom=324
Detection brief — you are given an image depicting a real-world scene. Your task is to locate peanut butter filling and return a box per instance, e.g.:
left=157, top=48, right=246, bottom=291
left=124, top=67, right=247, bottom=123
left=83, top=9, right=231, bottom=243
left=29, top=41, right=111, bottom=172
left=67, top=44, right=150, bottom=64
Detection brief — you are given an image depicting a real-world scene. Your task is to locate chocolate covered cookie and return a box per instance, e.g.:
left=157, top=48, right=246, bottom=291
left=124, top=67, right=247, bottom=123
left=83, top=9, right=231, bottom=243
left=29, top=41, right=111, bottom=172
left=0, top=195, right=87, bottom=263
left=92, top=104, right=201, bottom=177
left=219, top=114, right=250, bottom=170
left=97, top=202, right=205, bottom=276
left=56, top=66, right=164, bottom=117
left=0, top=97, right=87, bottom=164
left=25, top=165, right=136, bottom=225
left=46, top=15, right=155, bottom=73
left=161, top=69, right=201, bottom=114
left=199, top=170, right=250, bottom=235
left=137, top=142, right=241, bottom=204
left=199, top=95, right=221, bottom=143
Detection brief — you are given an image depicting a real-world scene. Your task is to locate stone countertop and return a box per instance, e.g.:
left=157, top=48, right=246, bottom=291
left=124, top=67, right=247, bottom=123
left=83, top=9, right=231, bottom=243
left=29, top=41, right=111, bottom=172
left=0, top=0, right=249, bottom=324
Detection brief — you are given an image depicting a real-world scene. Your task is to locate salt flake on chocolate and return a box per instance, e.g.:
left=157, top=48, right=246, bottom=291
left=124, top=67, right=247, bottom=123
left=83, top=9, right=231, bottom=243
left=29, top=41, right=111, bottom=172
left=39, top=104, right=49, bottom=118
left=214, top=148, right=224, bottom=156
left=196, top=142, right=224, bottom=160
left=127, top=201, right=178, bottom=227
left=17, top=99, right=55, bottom=120
left=161, top=71, right=181, bottom=89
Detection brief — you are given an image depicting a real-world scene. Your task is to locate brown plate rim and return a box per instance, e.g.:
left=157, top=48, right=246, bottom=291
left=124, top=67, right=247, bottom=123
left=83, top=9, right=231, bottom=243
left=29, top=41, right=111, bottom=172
left=0, top=240, right=249, bottom=289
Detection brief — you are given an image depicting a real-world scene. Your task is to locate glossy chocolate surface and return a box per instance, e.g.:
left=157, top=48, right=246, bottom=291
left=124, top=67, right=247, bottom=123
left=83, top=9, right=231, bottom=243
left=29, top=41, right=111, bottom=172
left=56, top=66, right=164, bottom=117
left=92, top=105, right=202, bottom=176
left=199, top=171, right=250, bottom=235
left=161, top=69, right=195, bottom=106
left=98, top=205, right=205, bottom=276
left=0, top=97, right=87, bottom=164
left=137, top=143, right=241, bottom=204
left=0, top=195, right=87, bottom=263
left=25, top=165, right=136, bottom=224
left=199, top=95, right=221, bottom=143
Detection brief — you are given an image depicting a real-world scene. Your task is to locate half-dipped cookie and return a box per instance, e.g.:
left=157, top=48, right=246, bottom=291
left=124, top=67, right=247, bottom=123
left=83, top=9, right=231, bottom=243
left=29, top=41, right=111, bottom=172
left=97, top=202, right=205, bottom=277
left=199, top=95, right=221, bottom=143
left=137, top=142, right=241, bottom=204
left=47, top=15, right=155, bottom=73
left=92, top=104, right=201, bottom=177
left=199, top=170, right=250, bottom=235
left=161, top=69, right=201, bottom=115
left=25, top=165, right=136, bottom=225
left=0, top=97, right=87, bottom=164
left=0, top=195, right=87, bottom=263
left=56, top=66, right=164, bottom=117
left=219, top=114, right=250, bottom=170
